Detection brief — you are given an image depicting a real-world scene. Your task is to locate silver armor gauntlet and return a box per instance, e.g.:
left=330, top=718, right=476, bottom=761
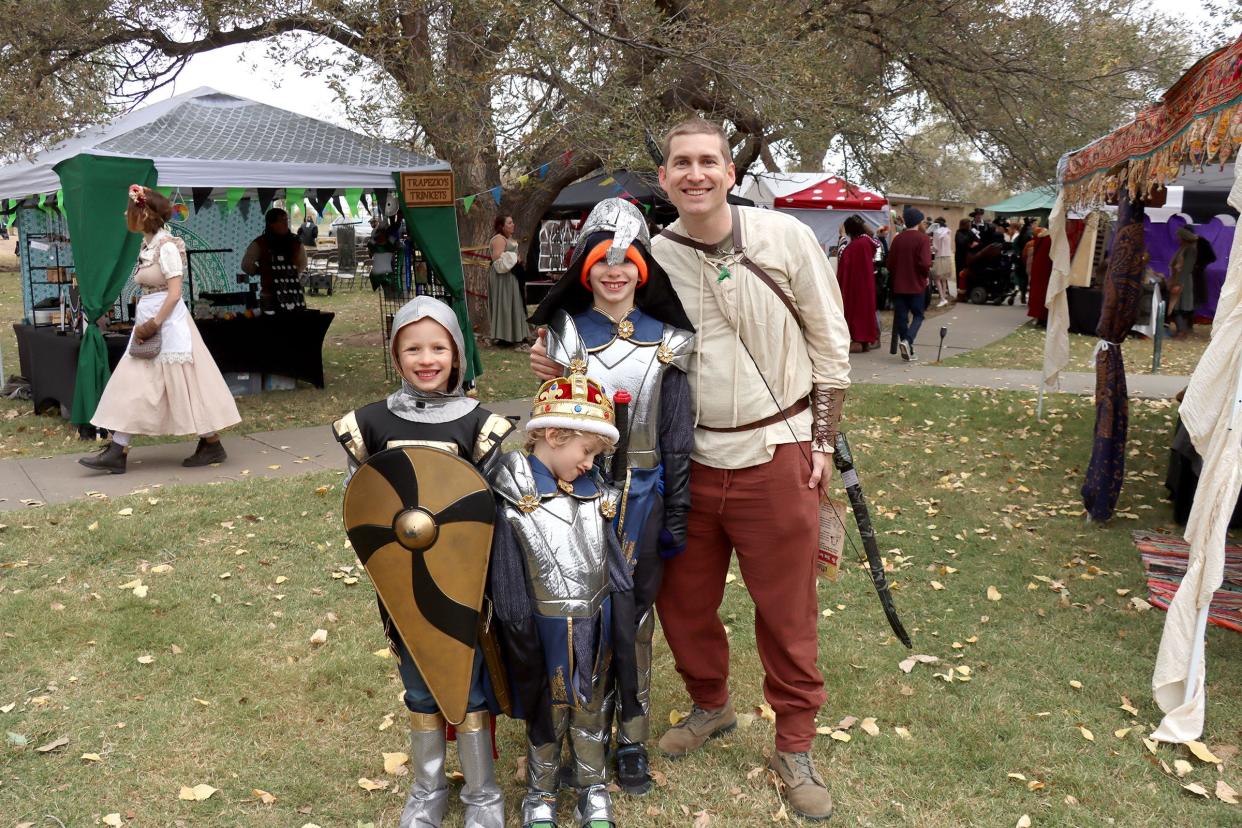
left=811, top=385, right=846, bottom=453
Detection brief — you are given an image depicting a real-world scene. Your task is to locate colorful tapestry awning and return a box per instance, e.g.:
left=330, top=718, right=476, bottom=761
left=1061, top=36, right=1242, bottom=206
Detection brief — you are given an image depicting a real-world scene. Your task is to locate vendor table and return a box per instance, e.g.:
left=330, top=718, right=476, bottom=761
left=13, top=309, right=335, bottom=416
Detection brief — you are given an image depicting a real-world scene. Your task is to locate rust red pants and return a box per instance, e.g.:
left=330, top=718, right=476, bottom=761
left=656, top=442, right=826, bottom=752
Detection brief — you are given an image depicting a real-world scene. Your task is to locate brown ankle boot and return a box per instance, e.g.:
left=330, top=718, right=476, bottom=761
left=182, top=438, right=227, bottom=467
left=79, top=442, right=127, bottom=474
left=657, top=701, right=737, bottom=758
left=770, top=749, right=833, bottom=820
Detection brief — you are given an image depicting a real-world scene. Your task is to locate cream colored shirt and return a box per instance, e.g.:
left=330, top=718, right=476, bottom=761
left=651, top=207, right=851, bottom=469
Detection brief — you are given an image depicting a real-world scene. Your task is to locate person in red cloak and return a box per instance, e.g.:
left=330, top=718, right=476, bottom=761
left=836, top=215, right=881, bottom=352
left=1025, top=226, right=1053, bottom=325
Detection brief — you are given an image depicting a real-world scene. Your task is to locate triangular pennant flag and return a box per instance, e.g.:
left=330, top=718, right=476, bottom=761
left=599, top=176, right=616, bottom=187
left=257, top=188, right=277, bottom=213
left=55, top=189, right=66, bottom=215
left=539, top=163, right=550, bottom=179
left=156, top=186, right=173, bottom=198
left=330, top=194, right=346, bottom=216
left=373, top=188, right=389, bottom=216
left=285, top=188, right=305, bottom=217
left=462, top=194, right=477, bottom=214
left=490, top=186, right=502, bottom=205
left=641, top=202, right=651, bottom=214
left=345, top=187, right=364, bottom=216
left=311, top=188, right=333, bottom=216
left=225, top=187, right=245, bottom=213
left=517, top=174, right=530, bottom=186
left=192, top=187, right=213, bottom=213
left=238, top=197, right=252, bottom=221
left=36, top=193, right=47, bottom=211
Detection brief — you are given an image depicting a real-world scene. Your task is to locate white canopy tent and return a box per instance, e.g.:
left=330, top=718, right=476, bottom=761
left=0, top=86, right=448, bottom=199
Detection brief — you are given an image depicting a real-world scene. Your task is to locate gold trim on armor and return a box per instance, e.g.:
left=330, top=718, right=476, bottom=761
left=473, top=413, right=514, bottom=463
left=568, top=357, right=589, bottom=376
left=409, top=711, right=446, bottom=732
left=616, top=318, right=635, bottom=339
left=456, top=710, right=490, bottom=733
left=551, top=665, right=568, bottom=704
left=332, top=411, right=367, bottom=466
left=387, top=439, right=458, bottom=454
left=656, top=343, right=674, bottom=364
left=599, top=497, right=617, bottom=520
left=557, top=479, right=575, bottom=495
left=517, top=494, right=541, bottom=513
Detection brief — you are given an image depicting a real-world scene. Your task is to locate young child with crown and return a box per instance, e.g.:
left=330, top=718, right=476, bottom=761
left=487, top=374, right=634, bottom=828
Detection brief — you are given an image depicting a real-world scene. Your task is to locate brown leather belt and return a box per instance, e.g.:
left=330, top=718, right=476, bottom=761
left=697, top=396, right=809, bottom=433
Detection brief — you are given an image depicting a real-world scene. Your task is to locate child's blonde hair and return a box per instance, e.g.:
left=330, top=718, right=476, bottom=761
left=525, top=426, right=615, bottom=455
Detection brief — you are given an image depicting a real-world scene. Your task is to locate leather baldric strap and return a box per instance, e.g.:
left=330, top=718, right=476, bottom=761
left=696, top=396, right=809, bottom=433
left=658, top=204, right=806, bottom=332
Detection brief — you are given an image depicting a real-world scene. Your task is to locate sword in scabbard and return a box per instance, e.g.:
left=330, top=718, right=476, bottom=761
left=833, top=432, right=913, bottom=648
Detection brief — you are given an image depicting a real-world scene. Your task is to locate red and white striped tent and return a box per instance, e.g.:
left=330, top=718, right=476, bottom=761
left=735, top=172, right=888, bottom=253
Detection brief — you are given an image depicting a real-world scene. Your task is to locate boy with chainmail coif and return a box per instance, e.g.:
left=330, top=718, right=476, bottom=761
left=333, top=296, right=514, bottom=828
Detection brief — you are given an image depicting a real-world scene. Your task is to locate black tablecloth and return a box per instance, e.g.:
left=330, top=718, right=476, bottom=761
left=14, top=309, right=334, bottom=416
left=1066, top=286, right=1103, bottom=335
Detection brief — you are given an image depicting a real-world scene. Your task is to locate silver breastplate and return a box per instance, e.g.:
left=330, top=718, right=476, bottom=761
left=493, top=452, right=612, bottom=618
left=547, top=312, right=693, bottom=470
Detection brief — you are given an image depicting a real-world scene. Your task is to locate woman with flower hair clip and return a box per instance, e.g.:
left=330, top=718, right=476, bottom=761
left=80, top=184, right=240, bottom=474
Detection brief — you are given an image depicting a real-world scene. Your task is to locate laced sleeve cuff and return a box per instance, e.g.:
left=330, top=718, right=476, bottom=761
left=811, top=385, right=846, bottom=453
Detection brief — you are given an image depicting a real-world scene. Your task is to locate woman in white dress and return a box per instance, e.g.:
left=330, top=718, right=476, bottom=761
left=80, top=185, right=241, bottom=474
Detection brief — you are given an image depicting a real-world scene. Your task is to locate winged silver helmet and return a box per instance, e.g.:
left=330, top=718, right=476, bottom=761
left=567, top=198, right=650, bottom=271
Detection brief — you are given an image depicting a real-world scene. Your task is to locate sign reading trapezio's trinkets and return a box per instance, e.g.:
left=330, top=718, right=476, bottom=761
left=399, top=172, right=455, bottom=207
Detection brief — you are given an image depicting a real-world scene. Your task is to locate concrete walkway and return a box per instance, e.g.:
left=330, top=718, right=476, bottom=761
left=0, top=304, right=1188, bottom=512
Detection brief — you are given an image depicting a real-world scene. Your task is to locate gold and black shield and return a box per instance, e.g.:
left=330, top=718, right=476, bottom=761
left=343, top=447, right=496, bottom=725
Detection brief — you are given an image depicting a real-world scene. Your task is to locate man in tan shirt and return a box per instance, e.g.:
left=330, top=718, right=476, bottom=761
left=533, top=119, right=849, bottom=820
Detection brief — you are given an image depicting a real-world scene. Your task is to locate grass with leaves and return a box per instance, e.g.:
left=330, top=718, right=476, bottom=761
left=0, top=269, right=535, bottom=459
left=2, top=383, right=1240, bottom=826
left=941, top=319, right=1211, bottom=378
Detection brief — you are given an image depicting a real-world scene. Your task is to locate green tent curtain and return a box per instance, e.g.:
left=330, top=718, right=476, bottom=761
left=54, top=154, right=157, bottom=425
left=392, top=173, right=482, bottom=381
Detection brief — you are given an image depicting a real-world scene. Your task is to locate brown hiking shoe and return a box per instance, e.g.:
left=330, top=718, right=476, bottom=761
left=657, top=701, right=737, bottom=758
left=770, top=749, right=832, bottom=821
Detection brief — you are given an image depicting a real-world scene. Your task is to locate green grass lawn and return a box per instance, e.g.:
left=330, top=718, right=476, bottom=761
left=942, top=319, right=1211, bottom=377
left=0, top=270, right=536, bottom=459
left=2, top=383, right=1239, bottom=826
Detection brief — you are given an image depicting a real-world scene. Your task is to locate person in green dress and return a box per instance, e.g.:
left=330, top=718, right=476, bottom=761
left=488, top=214, right=530, bottom=347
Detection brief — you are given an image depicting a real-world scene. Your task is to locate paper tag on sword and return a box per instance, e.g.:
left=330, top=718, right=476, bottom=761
left=817, top=495, right=848, bottom=582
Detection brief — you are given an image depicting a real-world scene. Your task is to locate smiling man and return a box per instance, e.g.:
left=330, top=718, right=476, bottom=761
left=648, top=118, right=850, bottom=821
left=530, top=118, right=851, bottom=820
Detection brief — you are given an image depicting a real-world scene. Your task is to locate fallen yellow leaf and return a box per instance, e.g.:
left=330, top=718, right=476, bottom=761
left=357, top=777, right=389, bottom=792
left=861, top=717, right=879, bottom=736
left=1078, top=726, right=1094, bottom=741
left=310, top=629, right=328, bottom=646
left=81, top=752, right=102, bottom=762
left=117, top=508, right=133, bottom=517
left=894, top=726, right=912, bottom=739
left=275, top=575, right=288, bottom=584
left=102, top=815, right=122, bottom=828
left=136, top=655, right=154, bottom=664
left=1016, top=816, right=1032, bottom=828
left=1183, top=782, right=1209, bottom=797
left=1114, top=727, right=1133, bottom=739
left=829, top=731, right=851, bottom=743
left=669, top=709, right=687, bottom=726
left=1174, top=759, right=1193, bottom=778
left=253, top=788, right=277, bottom=805
left=1187, top=741, right=1222, bottom=764
left=373, top=648, right=393, bottom=659
left=177, top=783, right=218, bottom=801
left=930, top=581, right=945, bottom=591
left=987, top=586, right=1002, bottom=602
left=757, top=703, right=776, bottom=723
left=1120, top=696, right=1139, bottom=716
left=383, top=751, right=409, bottom=774
left=1069, top=680, right=1083, bottom=689
left=1007, top=773, right=1026, bottom=781
left=1216, top=779, right=1239, bottom=805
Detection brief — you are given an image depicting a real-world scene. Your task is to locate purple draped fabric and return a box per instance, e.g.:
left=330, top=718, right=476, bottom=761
left=1082, top=191, right=1147, bottom=522
left=1144, top=215, right=1235, bottom=319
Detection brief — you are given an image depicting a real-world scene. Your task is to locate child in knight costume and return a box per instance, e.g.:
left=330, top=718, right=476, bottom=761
left=528, top=198, right=694, bottom=795
left=333, top=296, right=514, bottom=828
left=488, top=375, right=635, bottom=828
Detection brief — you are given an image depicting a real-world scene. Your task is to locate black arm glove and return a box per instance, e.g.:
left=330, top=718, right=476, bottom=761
left=658, top=369, right=693, bottom=555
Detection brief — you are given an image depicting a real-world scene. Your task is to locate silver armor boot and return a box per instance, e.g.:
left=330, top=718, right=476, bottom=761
left=456, top=711, right=504, bottom=828
left=399, top=712, right=450, bottom=828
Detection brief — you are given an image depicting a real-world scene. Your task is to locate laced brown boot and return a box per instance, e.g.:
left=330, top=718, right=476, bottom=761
left=182, top=437, right=227, bottom=467
left=657, top=701, right=737, bottom=758
left=770, top=749, right=833, bottom=821
left=79, top=442, right=127, bottom=474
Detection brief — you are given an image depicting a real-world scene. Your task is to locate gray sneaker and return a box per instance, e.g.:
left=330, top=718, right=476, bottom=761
left=898, top=339, right=911, bottom=361
left=657, top=701, right=737, bottom=758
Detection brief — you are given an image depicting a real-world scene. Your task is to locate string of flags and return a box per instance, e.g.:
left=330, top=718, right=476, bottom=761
left=457, top=149, right=577, bottom=214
